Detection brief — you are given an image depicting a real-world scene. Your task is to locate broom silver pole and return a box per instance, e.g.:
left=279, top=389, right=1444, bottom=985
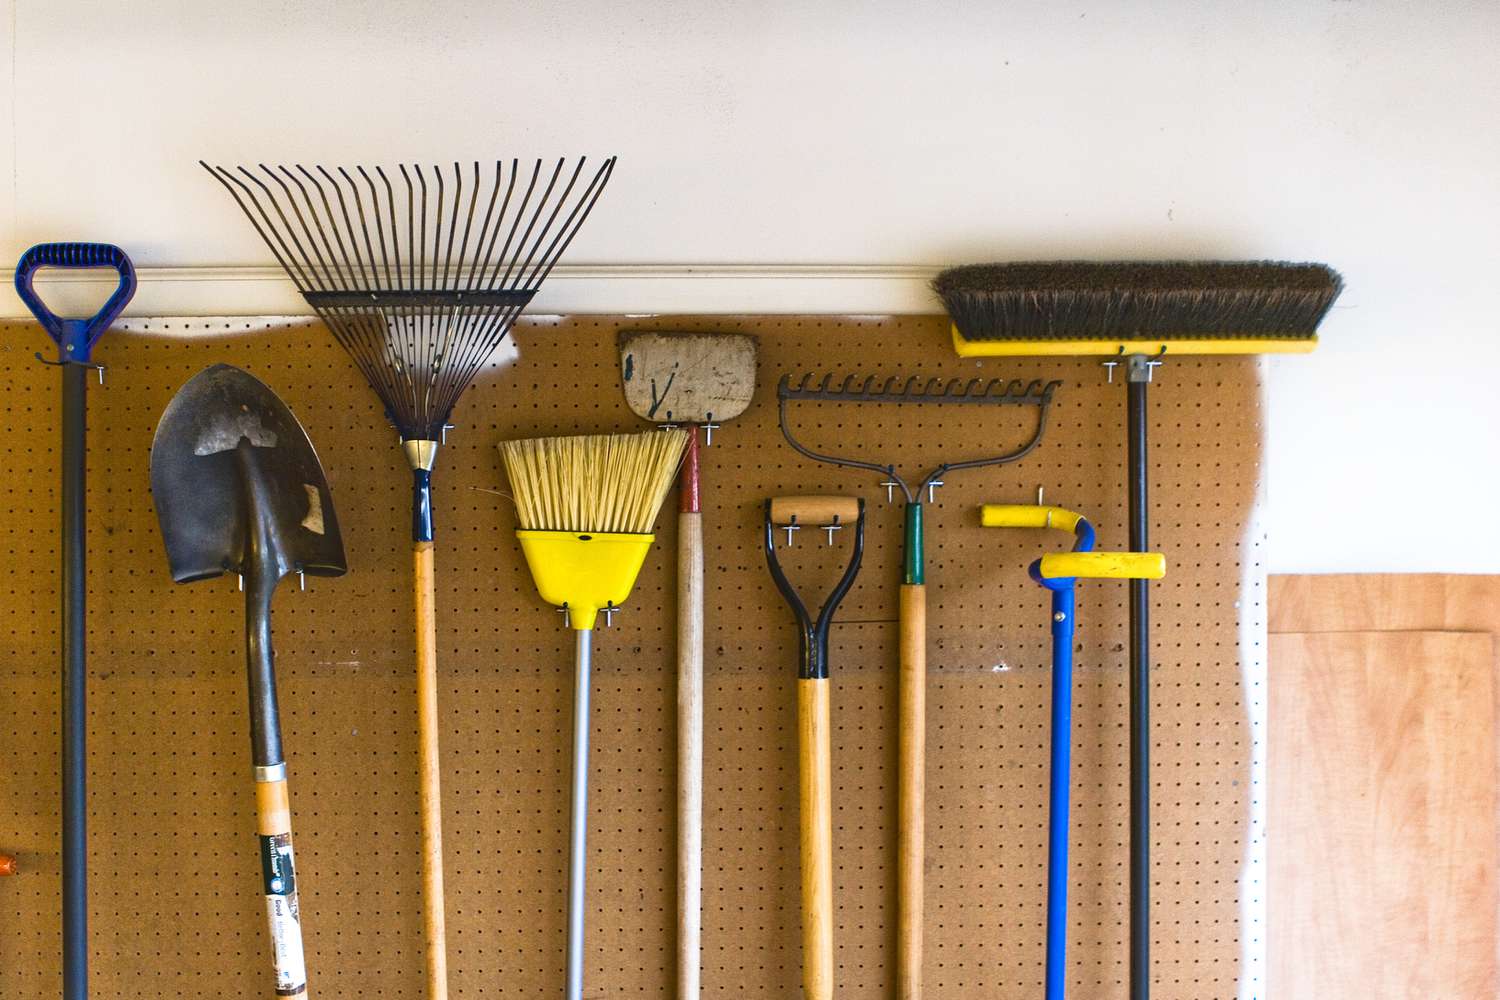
left=566, top=627, right=593, bottom=1000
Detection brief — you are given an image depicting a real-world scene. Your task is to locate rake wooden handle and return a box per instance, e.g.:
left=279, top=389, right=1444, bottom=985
left=898, top=583, right=925, bottom=1000
left=256, top=775, right=308, bottom=997
left=677, top=506, right=704, bottom=1000
left=414, top=541, right=449, bottom=1000
left=798, top=677, right=834, bottom=1000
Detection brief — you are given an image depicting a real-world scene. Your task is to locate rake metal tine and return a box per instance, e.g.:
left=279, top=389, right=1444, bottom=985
left=529, top=156, right=616, bottom=291
left=491, top=158, right=542, bottom=292
left=518, top=155, right=590, bottom=290
left=258, top=165, right=337, bottom=293
left=295, top=166, right=357, bottom=293
left=512, top=156, right=582, bottom=289
left=503, top=157, right=566, bottom=291
left=477, top=160, right=519, bottom=290
left=201, top=163, right=314, bottom=294
left=234, top=166, right=324, bottom=293
left=277, top=166, right=346, bottom=293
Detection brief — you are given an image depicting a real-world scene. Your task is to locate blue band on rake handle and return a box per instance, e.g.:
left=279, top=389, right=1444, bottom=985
left=14, top=243, right=137, bottom=364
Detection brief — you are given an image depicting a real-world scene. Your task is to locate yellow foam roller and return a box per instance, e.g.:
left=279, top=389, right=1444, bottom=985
left=1039, top=551, right=1166, bottom=581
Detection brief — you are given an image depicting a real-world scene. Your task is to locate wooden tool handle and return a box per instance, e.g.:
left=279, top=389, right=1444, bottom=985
left=414, top=541, right=449, bottom=1000
left=256, top=776, right=308, bottom=997
left=0, top=854, right=15, bottom=876
left=677, top=508, right=704, bottom=1000
left=897, top=584, right=925, bottom=1000
left=798, top=677, right=834, bottom=1000
left=769, top=495, right=861, bottom=526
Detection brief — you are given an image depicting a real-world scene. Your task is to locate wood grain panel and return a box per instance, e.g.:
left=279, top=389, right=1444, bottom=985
left=1268, top=574, right=1500, bottom=636
left=1269, top=630, right=1497, bottom=998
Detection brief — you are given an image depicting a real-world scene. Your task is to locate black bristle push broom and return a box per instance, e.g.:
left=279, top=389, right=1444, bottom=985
left=203, top=157, right=616, bottom=1000
left=933, top=260, right=1342, bottom=1000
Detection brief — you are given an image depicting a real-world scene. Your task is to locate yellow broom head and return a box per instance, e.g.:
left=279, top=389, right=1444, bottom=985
left=499, top=429, right=689, bottom=629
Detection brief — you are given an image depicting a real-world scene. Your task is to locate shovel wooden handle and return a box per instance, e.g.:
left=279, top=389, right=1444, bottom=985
left=798, top=677, right=834, bottom=1000
left=256, top=775, right=308, bottom=997
left=898, top=583, right=925, bottom=1000
left=414, top=541, right=449, bottom=1000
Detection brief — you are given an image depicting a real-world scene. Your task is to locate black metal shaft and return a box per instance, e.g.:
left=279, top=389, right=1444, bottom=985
left=61, top=362, right=87, bottom=1000
left=1127, top=375, right=1150, bottom=1000
left=244, top=569, right=285, bottom=769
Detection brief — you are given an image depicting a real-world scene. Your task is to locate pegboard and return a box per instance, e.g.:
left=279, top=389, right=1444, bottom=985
left=0, top=315, right=1263, bottom=998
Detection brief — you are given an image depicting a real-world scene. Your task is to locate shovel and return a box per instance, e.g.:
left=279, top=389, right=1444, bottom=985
left=618, top=330, right=758, bottom=1000
left=150, top=364, right=346, bottom=999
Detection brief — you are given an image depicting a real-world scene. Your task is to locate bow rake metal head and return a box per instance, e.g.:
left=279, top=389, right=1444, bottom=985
left=776, top=373, right=1061, bottom=502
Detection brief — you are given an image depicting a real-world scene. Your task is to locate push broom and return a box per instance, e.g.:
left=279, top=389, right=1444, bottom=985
left=934, top=261, right=1342, bottom=1000
left=499, top=429, right=689, bottom=1000
left=204, top=157, right=616, bottom=1000
left=980, top=503, right=1164, bottom=1000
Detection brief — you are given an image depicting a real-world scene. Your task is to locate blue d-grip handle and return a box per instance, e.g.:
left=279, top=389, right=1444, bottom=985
left=14, top=243, right=137, bottom=364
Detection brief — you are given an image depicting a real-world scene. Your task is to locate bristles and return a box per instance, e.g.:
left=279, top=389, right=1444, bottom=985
left=933, top=260, right=1343, bottom=341
left=499, top=429, right=690, bottom=534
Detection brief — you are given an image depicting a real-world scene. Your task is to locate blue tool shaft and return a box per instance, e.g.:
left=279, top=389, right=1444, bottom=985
left=61, top=362, right=87, bottom=1000
left=1045, top=585, right=1077, bottom=1000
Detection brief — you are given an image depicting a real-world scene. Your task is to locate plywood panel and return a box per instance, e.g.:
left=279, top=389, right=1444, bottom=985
left=0, top=315, right=1264, bottom=997
left=1268, top=574, right=1500, bottom=636
left=1269, top=630, right=1497, bottom=999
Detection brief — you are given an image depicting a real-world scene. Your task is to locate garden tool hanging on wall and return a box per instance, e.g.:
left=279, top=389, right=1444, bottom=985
left=499, top=429, right=688, bottom=1000
left=617, top=328, right=759, bottom=1000
left=936, top=260, right=1340, bottom=999
left=13, top=242, right=136, bottom=1000
left=778, top=373, right=1059, bottom=999
left=151, top=364, right=348, bottom=999
left=763, top=495, right=866, bottom=1000
left=980, top=503, right=1165, bottom=1000
left=204, top=157, right=616, bottom=1000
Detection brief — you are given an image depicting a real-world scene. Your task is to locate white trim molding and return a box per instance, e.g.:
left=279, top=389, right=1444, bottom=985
left=2, top=264, right=946, bottom=319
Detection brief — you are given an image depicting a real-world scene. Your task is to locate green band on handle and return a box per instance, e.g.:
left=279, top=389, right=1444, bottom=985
left=904, top=504, right=924, bottom=585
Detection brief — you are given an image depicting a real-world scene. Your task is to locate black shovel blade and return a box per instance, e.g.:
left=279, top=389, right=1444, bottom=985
left=150, top=364, right=346, bottom=585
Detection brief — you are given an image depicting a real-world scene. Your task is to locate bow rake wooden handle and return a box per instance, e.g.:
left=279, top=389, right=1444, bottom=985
left=414, top=542, right=450, bottom=1000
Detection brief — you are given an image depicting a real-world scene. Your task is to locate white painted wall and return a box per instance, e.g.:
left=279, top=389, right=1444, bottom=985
left=3, top=0, right=1496, bottom=572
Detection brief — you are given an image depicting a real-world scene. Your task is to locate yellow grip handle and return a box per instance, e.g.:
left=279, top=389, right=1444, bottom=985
left=1039, top=551, right=1166, bottom=580
left=979, top=504, right=1083, bottom=532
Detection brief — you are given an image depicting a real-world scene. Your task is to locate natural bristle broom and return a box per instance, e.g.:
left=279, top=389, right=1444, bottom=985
left=205, top=156, right=616, bottom=1000
left=499, top=429, right=689, bottom=1000
left=934, top=258, right=1341, bottom=1000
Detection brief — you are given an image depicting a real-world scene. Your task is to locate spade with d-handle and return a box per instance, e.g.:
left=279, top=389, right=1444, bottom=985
left=150, top=364, right=346, bottom=999
left=13, top=242, right=135, bottom=1000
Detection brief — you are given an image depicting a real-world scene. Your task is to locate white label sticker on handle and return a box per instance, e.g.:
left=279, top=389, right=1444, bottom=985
left=260, top=831, right=307, bottom=996
left=266, top=892, right=307, bottom=995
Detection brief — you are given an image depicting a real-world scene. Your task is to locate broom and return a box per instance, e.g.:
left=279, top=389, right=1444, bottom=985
left=499, top=428, right=689, bottom=1000
left=933, top=260, right=1342, bottom=1000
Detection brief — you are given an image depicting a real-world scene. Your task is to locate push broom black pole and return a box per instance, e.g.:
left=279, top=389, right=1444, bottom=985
left=1126, top=357, right=1151, bottom=1000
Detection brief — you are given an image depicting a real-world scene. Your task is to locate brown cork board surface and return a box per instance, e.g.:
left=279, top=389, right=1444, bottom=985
left=0, top=315, right=1263, bottom=998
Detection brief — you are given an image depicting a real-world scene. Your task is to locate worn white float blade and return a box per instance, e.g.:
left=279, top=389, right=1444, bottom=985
left=619, top=331, right=759, bottom=424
